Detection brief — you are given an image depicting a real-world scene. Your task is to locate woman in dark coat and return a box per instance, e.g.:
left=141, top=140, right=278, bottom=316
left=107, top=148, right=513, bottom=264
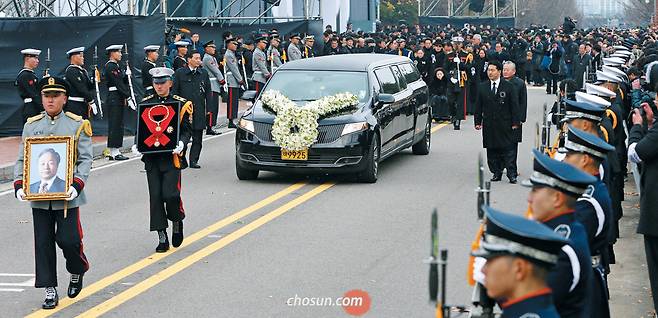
left=429, top=67, right=450, bottom=120
left=546, top=41, right=563, bottom=95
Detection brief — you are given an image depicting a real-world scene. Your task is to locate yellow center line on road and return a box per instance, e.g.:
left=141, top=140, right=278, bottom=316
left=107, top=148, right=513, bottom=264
left=431, top=122, right=450, bottom=133
left=26, top=181, right=307, bottom=318
left=76, top=182, right=336, bottom=318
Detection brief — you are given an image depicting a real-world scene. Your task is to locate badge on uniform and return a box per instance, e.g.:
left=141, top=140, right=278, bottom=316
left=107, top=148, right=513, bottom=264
left=136, top=101, right=181, bottom=154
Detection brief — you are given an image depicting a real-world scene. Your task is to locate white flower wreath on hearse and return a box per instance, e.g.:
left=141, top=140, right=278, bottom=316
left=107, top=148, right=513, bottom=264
left=260, top=90, right=360, bottom=151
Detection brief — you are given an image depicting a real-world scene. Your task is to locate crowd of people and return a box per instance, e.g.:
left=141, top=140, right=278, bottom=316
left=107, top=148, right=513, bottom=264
left=11, top=18, right=658, bottom=317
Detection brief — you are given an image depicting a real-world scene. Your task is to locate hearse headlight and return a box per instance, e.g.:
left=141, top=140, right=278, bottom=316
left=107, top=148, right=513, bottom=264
left=239, top=118, right=255, bottom=133
left=341, top=122, right=368, bottom=136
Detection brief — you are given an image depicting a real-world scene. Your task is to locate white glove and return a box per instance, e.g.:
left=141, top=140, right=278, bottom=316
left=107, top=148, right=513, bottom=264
left=453, top=56, right=461, bottom=63
left=450, top=77, right=458, bottom=84
left=628, top=142, right=642, bottom=163
left=127, top=98, right=137, bottom=110
left=65, top=186, right=78, bottom=201
left=16, top=188, right=27, bottom=202
left=89, top=101, right=98, bottom=114
left=131, top=144, right=142, bottom=156
left=172, top=141, right=184, bottom=155
left=472, top=256, right=487, bottom=285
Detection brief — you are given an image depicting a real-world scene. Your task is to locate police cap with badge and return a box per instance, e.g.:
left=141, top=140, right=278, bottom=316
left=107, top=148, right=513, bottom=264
left=136, top=67, right=182, bottom=154
left=561, top=99, right=605, bottom=123
left=522, top=149, right=598, bottom=197
left=39, top=76, right=70, bottom=95
left=472, top=205, right=569, bottom=269
left=558, top=125, right=615, bottom=160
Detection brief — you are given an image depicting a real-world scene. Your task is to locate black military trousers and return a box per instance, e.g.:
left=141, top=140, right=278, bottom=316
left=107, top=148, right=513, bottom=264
left=106, top=98, right=125, bottom=148
left=590, top=265, right=611, bottom=318
left=449, top=88, right=467, bottom=120
left=32, top=207, right=89, bottom=288
left=486, top=145, right=517, bottom=178
left=207, top=92, right=220, bottom=130
left=645, top=235, right=658, bottom=311
left=188, top=129, right=203, bottom=165
left=146, top=165, right=185, bottom=231
left=227, top=87, right=240, bottom=120
left=65, top=101, right=90, bottom=119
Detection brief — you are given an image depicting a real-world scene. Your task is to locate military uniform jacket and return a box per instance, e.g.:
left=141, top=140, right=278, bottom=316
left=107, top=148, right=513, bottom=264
left=103, top=60, right=131, bottom=103
left=13, top=112, right=93, bottom=210
left=544, top=212, right=592, bottom=318
left=15, top=69, right=41, bottom=111
left=140, top=94, right=193, bottom=170
left=629, top=123, right=658, bottom=236
left=303, top=45, right=315, bottom=59
left=500, top=288, right=560, bottom=318
left=65, top=64, right=95, bottom=104
left=474, top=79, right=521, bottom=149
left=267, top=46, right=283, bottom=70
left=252, top=47, right=271, bottom=84
left=576, top=178, right=613, bottom=256
left=224, top=50, right=243, bottom=88
left=202, top=53, right=224, bottom=93
left=287, top=43, right=302, bottom=61
left=173, top=55, right=187, bottom=71
left=172, top=67, right=212, bottom=130
left=141, top=59, right=157, bottom=91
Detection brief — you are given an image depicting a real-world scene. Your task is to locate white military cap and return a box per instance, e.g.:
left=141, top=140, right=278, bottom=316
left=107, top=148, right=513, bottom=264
left=144, top=45, right=160, bottom=52
left=585, top=83, right=617, bottom=98
left=149, top=67, right=175, bottom=83
left=575, top=91, right=611, bottom=108
left=602, top=66, right=628, bottom=81
left=106, top=44, right=123, bottom=51
left=451, top=36, right=464, bottom=42
left=174, top=41, right=189, bottom=47
left=596, top=70, right=622, bottom=83
left=66, top=47, right=85, bottom=57
left=21, top=48, right=41, bottom=56
left=304, top=35, right=315, bottom=40
left=610, top=53, right=629, bottom=59
left=602, top=57, right=625, bottom=66
left=613, top=45, right=629, bottom=51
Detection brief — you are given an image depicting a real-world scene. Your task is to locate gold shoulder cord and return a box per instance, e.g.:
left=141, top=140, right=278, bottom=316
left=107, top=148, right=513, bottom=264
left=173, top=101, right=194, bottom=169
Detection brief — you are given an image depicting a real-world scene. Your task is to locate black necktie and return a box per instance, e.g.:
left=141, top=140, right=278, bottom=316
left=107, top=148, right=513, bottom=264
left=491, top=82, right=496, bottom=94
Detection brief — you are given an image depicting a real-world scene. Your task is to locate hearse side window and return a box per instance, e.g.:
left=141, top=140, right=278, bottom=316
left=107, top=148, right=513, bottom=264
left=391, top=65, right=407, bottom=90
left=374, top=67, right=400, bottom=94
left=400, top=63, right=421, bottom=83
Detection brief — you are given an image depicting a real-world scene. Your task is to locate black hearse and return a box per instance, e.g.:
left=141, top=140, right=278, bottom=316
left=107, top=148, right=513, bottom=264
left=235, top=54, right=430, bottom=183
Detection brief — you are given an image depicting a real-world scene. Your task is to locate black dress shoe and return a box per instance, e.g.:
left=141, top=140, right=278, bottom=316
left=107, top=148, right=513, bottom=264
left=206, top=129, right=220, bottom=136
left=189, top=163, right=201, bottom=169
left=110, top=154, right=129, bottom=161
left=453, top=121, right=461, bottom=130
left=491, top=175, right=502, bottom=182
left=67, top=273, right=84, bottom=298
left=509, top=177, right=518, bottom=184
left=156, top=230, right=169, bottom=253
left=42, top=287, right=58, bottom=309
left=227, top=121, right=237, bottom=129
left=172, top=221, right=184, bottom=248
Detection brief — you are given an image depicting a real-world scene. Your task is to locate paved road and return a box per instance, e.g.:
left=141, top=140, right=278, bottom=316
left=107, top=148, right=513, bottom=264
left=0, top=88, right=650, bottom=317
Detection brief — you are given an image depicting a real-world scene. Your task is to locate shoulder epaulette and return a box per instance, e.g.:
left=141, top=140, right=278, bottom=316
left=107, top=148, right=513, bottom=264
left=82, top=119, right=93, bottom=137
left=600, top=125, right=609, bottom=143
left=142, top=94, right=154, bottom=102
left=172, top=95, right=187, bottom=103
left=605, top=108, right=618, bottom=129
left=65, top=111, right=83, bottom=121
left=26, top=113, right=45, bottom=124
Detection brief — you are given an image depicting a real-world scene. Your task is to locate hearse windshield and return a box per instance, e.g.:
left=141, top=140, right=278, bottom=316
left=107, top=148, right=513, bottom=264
left=263, top=70, right=369, bottom=103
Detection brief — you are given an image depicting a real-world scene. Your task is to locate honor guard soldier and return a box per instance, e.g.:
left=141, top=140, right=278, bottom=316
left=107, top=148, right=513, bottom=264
left=267, top=35, right=283, bottom=72
left=64, top=47, right=96, bottom=119
left=201, top=40, right=224, bottom=135
left=141, top=45, right=160, bottom=96
left=224, top=36, right=244, bottom=128
left=13, top=76, right=93, bottom=309
left=172, top=41, right=189, bottom=71
left=560, top=125, right=615, bottom=318
left=133, top=67, right=192, bottom=252
left=252, top=35, right=271, bottom=96
left=287, top=33, right=303, bottom=62
left=16, top=48, right=43, bottom=122
left=103, top=44, right=135, bottom=160
left=173, top=51, right=211, bottom=169
left=523, top=149, right=595, bottom=318
left=303, top=35, right=316, bottom=59
left=472, top=205, right=567, bottom=318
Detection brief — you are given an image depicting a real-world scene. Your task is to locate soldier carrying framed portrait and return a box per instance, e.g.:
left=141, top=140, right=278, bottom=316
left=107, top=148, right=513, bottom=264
left=23, top=136, right=75, bottom=201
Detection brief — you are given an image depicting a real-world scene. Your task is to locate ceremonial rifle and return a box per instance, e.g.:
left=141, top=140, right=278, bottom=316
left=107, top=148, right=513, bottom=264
left=241, top=54, right=249, bottom=90
left=123, top=43, right=137, bottom=110
left=44, top=48, right=51, bottom=77
left=92, top=46, right=103, bottom=118
left=540, top=102, right=551, bottom=153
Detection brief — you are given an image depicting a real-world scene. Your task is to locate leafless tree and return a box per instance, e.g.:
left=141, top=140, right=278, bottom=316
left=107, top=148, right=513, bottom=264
left=619, top=0, right=654, bottom=26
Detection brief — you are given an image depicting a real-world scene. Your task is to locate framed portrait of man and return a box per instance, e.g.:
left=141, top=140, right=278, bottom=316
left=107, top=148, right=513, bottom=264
left=136, top=101, right=181, bottom=154
left=22, top=136, right=74, bottom=201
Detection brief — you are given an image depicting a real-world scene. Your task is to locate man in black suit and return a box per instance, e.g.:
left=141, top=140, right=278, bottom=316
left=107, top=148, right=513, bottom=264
left=474, top=60, right=521, bottom=183
left=503, top=61, right=528, bottom=178
left=30, top=148, right=66, bottom=194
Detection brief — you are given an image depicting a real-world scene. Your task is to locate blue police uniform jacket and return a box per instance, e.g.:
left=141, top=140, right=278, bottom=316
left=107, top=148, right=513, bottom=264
left=543, top=211, right=592, bottom=318
left=575, top=177, right=613, bottom=259
left=500, top=287, right=560, bottom=318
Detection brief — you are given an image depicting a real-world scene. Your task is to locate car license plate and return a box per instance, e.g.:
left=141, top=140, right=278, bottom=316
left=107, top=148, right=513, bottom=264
left=281, top=149, right=308, bottom=161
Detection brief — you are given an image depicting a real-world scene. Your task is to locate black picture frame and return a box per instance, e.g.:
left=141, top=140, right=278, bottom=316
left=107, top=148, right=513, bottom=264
left=136, top=101, right=181, bottom=154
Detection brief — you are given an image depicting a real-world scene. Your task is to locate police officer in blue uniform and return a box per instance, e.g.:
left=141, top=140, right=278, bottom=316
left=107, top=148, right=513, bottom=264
left=473, top=205, right=567, bottom=318
left=523, top=149, right=595, bottom=318
left=560, top=125, right=615, bottom=318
